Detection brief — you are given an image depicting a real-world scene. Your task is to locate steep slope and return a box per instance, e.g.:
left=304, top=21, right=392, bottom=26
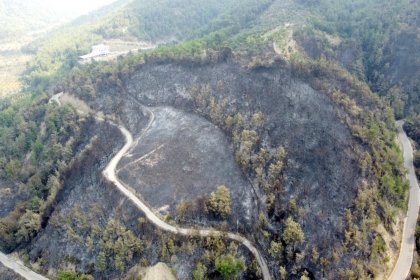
left=292, top=0, right=420, bottom=178
left=51, top=48, right=405, bottom=278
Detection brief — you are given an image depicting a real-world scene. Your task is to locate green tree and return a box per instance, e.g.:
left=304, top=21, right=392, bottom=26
left=279, top=266, right=287, bottom=280
left=192, top=262, right=207, bottom=280
left=114, top=254, right=125, bottom=271
left=300, top=270, right=310, bottom=280
left=57, top=271, right=92, bottom=280
left=268, top=241, right=283, bottom=259
left=206, top=185, right=232, bottom=219
left=96, top=251, right=107, bottom=272
left=45, top=173, right=60, bottom=205
left=16, top=210, right=41, bottom=243
left=251, top=112, right=264, bottom=128
left=414, top=151, right=420, bottom=169
left=215, top=254, right=246, bottom=280
left=5, top=159, right=21, bottom=180
left=282, top=217, right=305, bottom=247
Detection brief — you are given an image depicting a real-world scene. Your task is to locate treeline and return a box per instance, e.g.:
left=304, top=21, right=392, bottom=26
left=94, top=0, right=237, bottom=41
left=22, top=0, right=275, bottom=96
left=300, top=0, right=420, bottom=168
left=404, top=115, right=420, bottom=179
left=291, top=56, right=407, bottom=277
left=50, top=202, right=254, bottom=279
left=22, top=28, right=101, bottom=95
left=93, top=0, right=273, bottom=42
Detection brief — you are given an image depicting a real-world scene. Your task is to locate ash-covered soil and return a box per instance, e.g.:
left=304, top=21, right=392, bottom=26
left=63, top=57, right=368, bottom=277
left=123, top=60, right=360, bottom=240
left=118, top=106, right=256, bottom=227
left=0, top=263, right=24, bottom=280
left=0, top=179, right=25, bottom=219
left=24, top=120, right=127, bottom=274
left=23, top=117, right=255, bottom=280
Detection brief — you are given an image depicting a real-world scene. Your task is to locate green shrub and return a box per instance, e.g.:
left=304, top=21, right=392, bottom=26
left=215, top=254, right=246, bottom=280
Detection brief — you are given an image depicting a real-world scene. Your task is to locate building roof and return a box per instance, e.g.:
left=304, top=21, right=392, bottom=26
left=79, top=44, right=110, bottom=59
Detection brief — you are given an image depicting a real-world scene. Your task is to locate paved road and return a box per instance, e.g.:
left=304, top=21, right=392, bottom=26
left=0, top=251, right=48, bottom=280
left=389, top=121, right=420, bottom=280
left=102, top=108, right=272, bottom=280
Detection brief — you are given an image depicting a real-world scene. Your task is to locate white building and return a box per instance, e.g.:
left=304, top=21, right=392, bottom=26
left=79, top=44, right=110, bottom=60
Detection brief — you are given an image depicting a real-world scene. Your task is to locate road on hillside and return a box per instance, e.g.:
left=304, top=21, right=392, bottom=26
left=389, top=121, right=420, bottom=280
left=18, top=93, right=419, bottom=279
left=102, top=107, right=273, bottom=280
left=0, top=251, right=48, bottom=280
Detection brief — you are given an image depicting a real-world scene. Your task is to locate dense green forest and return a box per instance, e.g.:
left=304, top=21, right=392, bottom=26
left=22, top=0, right=275, bottom=91
left=295, top=0, right=419, bottom=117
left=310, top=0, right=420, bottom=212
left=298, top=0, right=420, bottom=177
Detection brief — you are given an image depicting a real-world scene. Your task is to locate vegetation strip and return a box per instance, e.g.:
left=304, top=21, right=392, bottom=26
left=389, top=121, right=420, bottom=280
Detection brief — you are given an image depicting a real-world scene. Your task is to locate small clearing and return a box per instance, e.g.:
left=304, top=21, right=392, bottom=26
left=125, top=262, right=177, bottom=280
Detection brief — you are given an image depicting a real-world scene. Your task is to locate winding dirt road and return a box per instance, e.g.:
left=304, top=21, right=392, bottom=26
left=389, top=121, right=420, bottom=280
left=102, top=108, right=273, bottom=280
left=0, top=252, right=48, bottom=280
left=3, top=94, right=417, bottom=280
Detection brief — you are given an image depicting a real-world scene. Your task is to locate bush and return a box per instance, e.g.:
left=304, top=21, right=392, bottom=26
left=215, top=254, right=246, bottom=280
left=192, top=262, right=207, bottom=280
left=282, top=217, right=305, bottom=247
left=206, top=185, right=232, bottom=219
left=57, top=271, right=92, bottom=280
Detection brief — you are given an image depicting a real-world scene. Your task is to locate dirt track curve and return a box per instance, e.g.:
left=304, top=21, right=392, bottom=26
left=2, top=94, right=417, bottom=280
left=102, top=106, right=273, bottom=280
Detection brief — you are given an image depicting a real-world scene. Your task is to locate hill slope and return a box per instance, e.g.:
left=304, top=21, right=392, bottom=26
left=0, top=0, right=418, bottom=279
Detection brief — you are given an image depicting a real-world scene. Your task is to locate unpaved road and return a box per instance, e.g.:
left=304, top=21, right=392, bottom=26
left=1, top=95, right=415, bottom=280
left=389, top=121, right=420, bottom=280
left=102, top=107, right=272, bottom=280
left=0, top=251, right=48, bottom=280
